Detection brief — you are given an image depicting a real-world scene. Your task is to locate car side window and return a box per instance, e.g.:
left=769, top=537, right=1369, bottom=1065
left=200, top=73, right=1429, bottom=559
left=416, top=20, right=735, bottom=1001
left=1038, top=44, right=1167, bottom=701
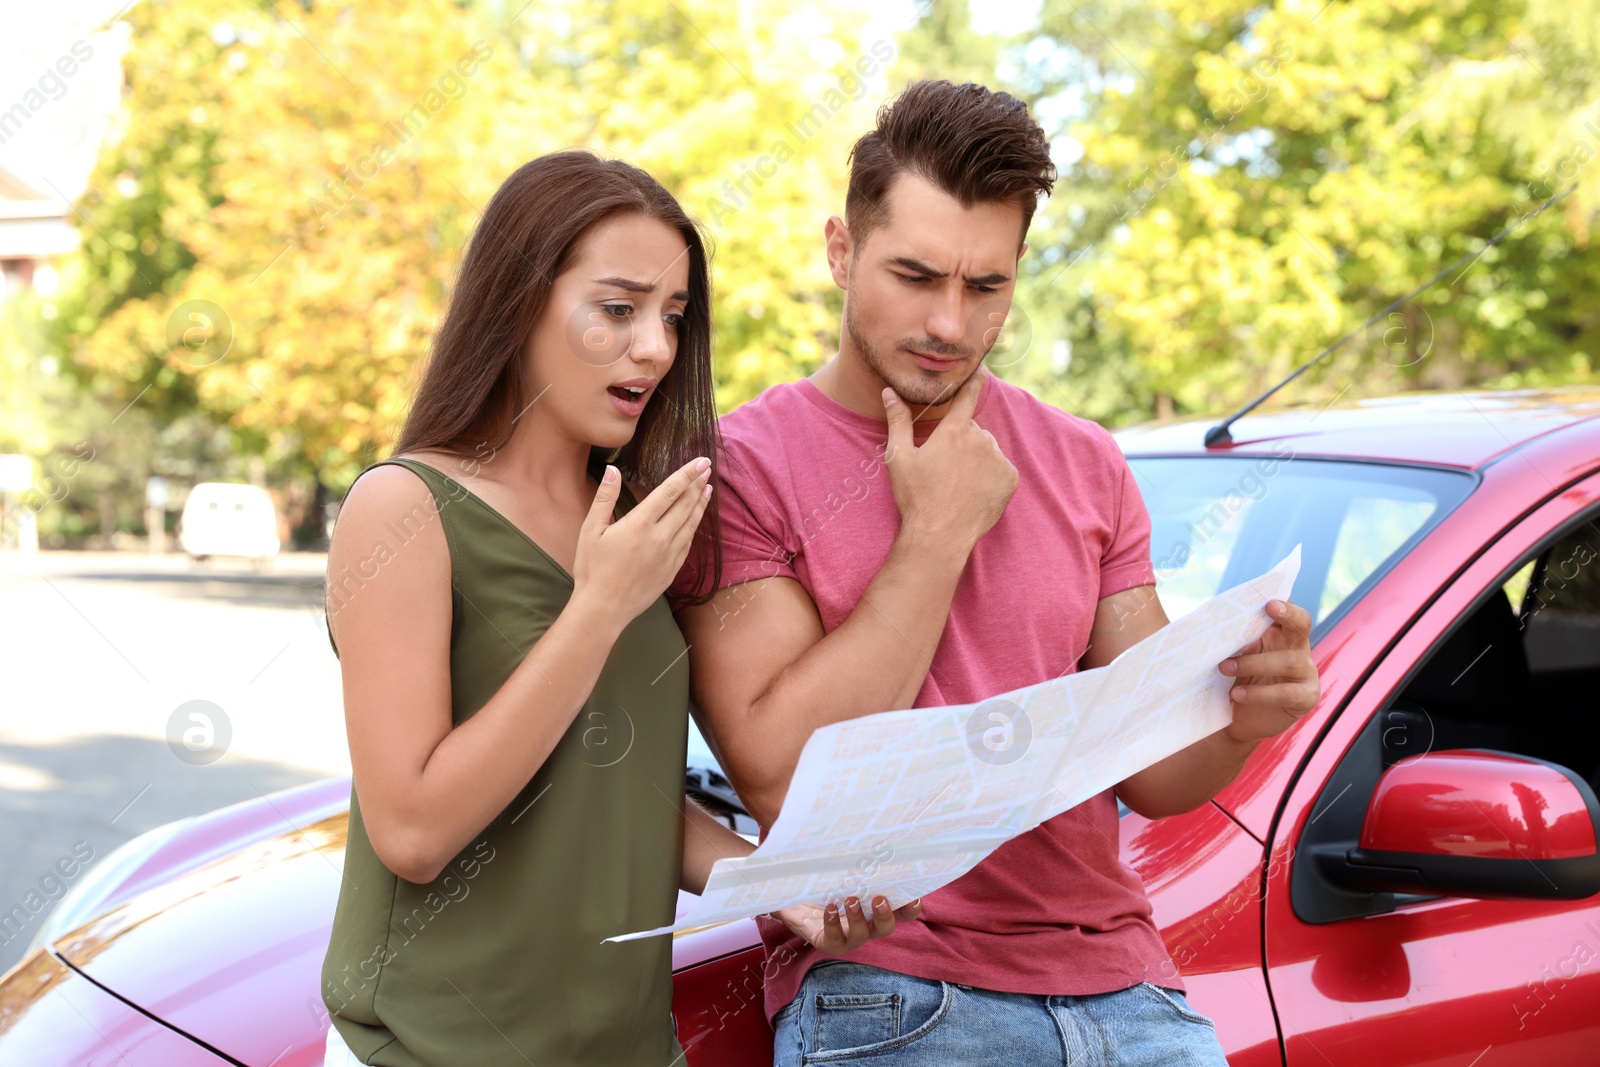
left=1514, top=520, right=1600, bottom=672
left=1392, top=507, right=1600, bottom=789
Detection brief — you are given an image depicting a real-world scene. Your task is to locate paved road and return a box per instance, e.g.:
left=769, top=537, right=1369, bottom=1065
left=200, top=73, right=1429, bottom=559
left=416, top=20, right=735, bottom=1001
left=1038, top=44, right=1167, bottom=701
left=0, top=550, right=348, bottom=974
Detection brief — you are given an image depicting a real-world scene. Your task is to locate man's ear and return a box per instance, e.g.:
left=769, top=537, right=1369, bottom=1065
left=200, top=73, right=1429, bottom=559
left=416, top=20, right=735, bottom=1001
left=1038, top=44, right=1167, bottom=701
left=824, top=215, right=853, bottom=290
left=1018, top=241, right=1029, bottom=261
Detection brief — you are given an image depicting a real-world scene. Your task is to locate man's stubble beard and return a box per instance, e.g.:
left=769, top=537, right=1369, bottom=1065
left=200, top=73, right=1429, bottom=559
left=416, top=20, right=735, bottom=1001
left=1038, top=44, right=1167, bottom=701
left=844, top=285, right=979, bottom=410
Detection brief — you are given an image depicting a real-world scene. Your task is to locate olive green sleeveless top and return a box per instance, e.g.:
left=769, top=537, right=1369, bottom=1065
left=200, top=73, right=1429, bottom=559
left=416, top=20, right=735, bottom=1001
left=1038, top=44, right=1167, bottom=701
left=321, top=457, right=688, bottom=1066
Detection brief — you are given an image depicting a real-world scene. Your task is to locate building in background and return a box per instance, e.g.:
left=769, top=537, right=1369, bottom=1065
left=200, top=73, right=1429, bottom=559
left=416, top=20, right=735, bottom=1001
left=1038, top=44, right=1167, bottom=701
left=0, top=164, right=77, bottom=307
left=0, top=164, right=80, bottom=552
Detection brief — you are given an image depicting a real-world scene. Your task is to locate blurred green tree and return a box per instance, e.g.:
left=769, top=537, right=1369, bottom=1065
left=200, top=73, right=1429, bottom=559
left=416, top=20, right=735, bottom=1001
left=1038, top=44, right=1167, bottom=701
left=538, top=0, right=894, bottom=406
left=47, top=0, right=1600, bottom=531
left=1018, top=0, right=1600, bottom=423
left=892, top=0, right=1003, bottom=87
left=53, top=0, right=891, bottom=499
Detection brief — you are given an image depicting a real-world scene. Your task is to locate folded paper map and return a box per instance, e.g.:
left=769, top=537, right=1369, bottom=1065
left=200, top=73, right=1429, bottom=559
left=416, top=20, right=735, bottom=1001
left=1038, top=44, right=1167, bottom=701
left=607, top=544, right=1303, bottom=942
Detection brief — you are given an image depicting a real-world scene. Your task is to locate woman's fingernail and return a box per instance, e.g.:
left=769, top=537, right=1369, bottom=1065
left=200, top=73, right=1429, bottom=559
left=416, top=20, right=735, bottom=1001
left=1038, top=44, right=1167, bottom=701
left=694, top=456, right=711, bottom=473
left=1232, top=686, right=1246, bottom=701
left=1219, top=659, right=1236, bottom=675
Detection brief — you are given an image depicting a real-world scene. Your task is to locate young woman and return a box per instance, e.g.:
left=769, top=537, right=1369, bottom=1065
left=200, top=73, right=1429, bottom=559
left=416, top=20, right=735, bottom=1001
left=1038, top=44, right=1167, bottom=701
left=318, top=151, right=918, bottom=1067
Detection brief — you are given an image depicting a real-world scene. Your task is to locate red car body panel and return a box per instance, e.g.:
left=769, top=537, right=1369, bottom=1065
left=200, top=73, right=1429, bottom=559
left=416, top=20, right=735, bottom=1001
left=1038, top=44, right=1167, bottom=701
left=4, top=388, right=1598, bottom=1066
left=1122, top=803, right=1285, bottom=1066
left=673, top=945, right=777, bottom=1064
left=1260, top=464, right=1600, bottom=1066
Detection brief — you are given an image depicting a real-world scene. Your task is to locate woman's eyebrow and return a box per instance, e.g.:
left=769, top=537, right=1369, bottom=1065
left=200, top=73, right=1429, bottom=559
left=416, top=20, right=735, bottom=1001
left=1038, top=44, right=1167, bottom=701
left=592, top=276, right=691, bottom=302
left=593, top=275, right=654, bottom=293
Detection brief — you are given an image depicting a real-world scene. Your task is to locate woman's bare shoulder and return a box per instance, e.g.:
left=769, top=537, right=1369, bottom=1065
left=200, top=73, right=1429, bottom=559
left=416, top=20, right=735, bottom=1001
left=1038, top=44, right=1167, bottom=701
left=326, top=456, right=454, bottom=651
left=334, top=455, right=448, bottom=550
left=344, top=458, right=435, bottom=507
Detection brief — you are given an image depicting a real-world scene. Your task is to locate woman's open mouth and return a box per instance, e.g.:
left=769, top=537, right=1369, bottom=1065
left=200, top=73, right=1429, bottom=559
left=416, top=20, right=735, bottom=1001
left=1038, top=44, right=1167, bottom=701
left=606, top=382, right=651, bottom=418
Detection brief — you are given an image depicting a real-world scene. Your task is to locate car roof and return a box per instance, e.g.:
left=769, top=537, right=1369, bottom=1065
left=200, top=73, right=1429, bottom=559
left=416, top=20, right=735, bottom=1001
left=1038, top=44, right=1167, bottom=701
left=1113, top=387, right=1600, bottom=469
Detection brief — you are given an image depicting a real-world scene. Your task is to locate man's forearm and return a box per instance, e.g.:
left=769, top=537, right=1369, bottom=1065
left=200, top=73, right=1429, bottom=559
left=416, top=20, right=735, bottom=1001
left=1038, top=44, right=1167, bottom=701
left=1115, top=727, right=1261, bottom=819
left=740, top=530, right=969, bottom=823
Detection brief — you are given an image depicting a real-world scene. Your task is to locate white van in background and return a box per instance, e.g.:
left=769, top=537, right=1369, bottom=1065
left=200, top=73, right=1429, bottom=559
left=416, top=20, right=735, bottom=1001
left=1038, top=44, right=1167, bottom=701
left=178, top=483, right=281, bottom=566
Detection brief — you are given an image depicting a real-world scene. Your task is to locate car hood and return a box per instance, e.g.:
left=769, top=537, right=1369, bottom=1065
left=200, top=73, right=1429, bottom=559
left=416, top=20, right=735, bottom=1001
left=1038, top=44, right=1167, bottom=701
left=53, top=811, right=347, bottom=1066
left=47, top=799, right=757, bottom=1067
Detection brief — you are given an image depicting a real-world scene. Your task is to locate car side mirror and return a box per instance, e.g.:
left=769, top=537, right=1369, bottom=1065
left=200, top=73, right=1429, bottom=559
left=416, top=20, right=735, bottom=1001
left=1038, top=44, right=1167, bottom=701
left=1317, top=750, right=1600, bottom=901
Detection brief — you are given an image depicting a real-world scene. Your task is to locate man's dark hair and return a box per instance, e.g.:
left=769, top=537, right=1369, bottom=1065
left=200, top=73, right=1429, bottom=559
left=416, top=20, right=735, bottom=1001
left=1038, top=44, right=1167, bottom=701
left=844, top=80, right=1056, bottom=248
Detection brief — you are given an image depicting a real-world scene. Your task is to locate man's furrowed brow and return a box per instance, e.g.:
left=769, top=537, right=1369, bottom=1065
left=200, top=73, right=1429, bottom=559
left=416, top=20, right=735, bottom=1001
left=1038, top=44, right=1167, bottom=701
left=887, top=256, right=945, bottom=278
left=886, top=257, right=1012, bottom=286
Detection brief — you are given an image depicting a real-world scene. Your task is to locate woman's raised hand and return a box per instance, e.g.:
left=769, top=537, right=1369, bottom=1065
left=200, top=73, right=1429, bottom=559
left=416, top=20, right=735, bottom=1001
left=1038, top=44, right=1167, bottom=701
left=774, top=895, right=925, bottom=955
left=572, top=457, right=712, bottom=630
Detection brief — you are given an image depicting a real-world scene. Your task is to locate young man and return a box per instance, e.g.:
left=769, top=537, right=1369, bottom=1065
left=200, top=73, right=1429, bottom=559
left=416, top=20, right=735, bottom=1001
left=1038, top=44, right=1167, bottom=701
left=669, top=80, right=1320, bottom=1065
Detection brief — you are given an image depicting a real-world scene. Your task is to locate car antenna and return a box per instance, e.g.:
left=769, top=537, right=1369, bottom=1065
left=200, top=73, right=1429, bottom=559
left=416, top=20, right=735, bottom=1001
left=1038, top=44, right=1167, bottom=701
left=1202, top=183, right=1578, bottom=449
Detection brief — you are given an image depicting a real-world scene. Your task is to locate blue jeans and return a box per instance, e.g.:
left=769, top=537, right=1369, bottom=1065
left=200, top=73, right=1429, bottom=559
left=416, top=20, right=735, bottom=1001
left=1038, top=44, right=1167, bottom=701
left=772, top=961, right=1229, bottom=1066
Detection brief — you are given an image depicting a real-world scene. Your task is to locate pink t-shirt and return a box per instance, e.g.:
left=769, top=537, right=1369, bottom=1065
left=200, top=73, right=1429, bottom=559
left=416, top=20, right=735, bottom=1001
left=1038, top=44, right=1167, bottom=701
left=669, top=371, right=1178, bottom=1020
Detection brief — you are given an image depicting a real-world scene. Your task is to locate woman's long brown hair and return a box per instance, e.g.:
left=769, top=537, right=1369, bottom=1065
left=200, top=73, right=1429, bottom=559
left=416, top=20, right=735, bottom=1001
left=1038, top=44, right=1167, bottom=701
left=393, top=150, right=722, bottom=604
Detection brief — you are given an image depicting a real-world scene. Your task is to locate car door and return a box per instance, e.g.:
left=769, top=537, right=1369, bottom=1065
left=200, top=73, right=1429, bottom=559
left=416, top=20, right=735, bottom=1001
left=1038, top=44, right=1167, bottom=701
left=1263, top=472, right=1600, bottom=1066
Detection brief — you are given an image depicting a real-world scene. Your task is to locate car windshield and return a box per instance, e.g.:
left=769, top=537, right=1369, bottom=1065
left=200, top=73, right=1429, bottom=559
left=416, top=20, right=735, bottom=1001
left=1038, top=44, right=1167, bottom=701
left=1127, top=454, right=1476, bottom=636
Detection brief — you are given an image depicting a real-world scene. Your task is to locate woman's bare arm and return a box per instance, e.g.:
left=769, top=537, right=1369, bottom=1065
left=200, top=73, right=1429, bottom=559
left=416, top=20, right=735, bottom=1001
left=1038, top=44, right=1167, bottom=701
left=677, top=797, right=922, bottom=951
left=331, top=460, right=708, bottom=883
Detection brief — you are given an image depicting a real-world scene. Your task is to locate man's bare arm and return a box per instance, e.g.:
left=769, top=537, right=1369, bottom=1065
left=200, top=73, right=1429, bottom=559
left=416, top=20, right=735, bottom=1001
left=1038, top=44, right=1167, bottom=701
left=679, top=541, right=968, bottom=826
left=1088, top=584, right=1320, bottom=818
left=680, top=369, right=1016, bottom=826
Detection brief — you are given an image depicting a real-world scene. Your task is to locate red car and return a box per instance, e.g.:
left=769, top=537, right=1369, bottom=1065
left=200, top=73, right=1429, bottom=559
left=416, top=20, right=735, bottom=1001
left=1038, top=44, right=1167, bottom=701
left=3, top=387, right=1599, bottom=1066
